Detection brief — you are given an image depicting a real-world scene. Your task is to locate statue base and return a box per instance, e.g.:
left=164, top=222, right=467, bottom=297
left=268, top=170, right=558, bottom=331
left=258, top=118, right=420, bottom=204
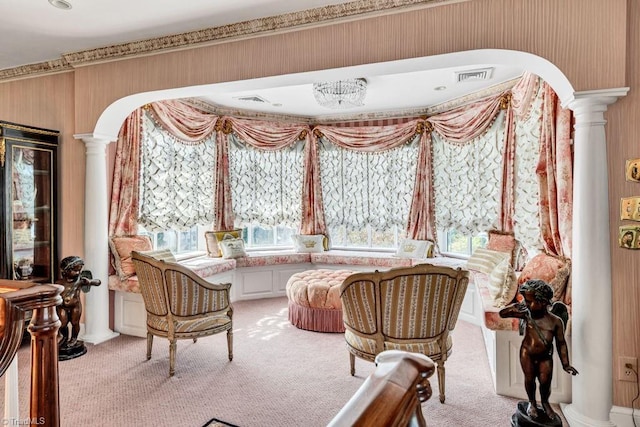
left=511, top=401, right=563, bottom=427
left=58, top=340, right=87, bottom=361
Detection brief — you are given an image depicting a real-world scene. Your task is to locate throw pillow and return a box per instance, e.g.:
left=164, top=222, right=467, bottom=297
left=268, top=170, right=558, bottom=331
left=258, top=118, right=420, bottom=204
left=219, top=238, right=247, bottom=259
left=487, top=258, right=510, bottom=302
left=466, top=248, right=510, bottom=275
left=395, top=239, right=434, bottom=258
left=109, top=235, right=153, bottom=280
left=486, top=258, right=518, bottom=307
left=498, top=264, right=519, bottom=307
left=486, top=229, right=521, bottom=268
left=518, top=253, right=571, bottom=301
left=292, top=234, right=326, bottom=253
left=205, top=229, right=242, bottom=257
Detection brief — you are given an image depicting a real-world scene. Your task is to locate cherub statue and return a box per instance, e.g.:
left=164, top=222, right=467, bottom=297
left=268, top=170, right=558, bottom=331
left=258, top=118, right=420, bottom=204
left=499, top=279, right=578, bottom=423
left=56, top=256, right=101, bottom=359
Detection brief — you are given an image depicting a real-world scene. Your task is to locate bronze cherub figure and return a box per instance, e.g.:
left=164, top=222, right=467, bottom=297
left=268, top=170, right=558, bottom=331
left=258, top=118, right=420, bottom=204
left=499, top=279, right=578, bottom=426
left=56, top=256, right=101, bottom=360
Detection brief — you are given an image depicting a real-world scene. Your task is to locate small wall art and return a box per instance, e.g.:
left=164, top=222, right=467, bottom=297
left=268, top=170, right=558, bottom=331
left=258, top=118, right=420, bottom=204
left=620, top=196, right=640, bottom=221
left=625, top=158, right=640, bottom=182
left=619, top=225, right=640, bottom=249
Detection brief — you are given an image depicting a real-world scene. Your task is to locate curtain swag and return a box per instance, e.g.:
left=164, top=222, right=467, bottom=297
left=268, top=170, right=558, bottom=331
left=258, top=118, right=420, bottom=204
left=109, top=72, right=572, bottom=262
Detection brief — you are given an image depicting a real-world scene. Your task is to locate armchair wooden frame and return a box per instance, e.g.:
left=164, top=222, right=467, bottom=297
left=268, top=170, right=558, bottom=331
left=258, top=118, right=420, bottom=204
left=340, top=264, right=469, bottom=403
left=131, top=251, right=233, bottom=376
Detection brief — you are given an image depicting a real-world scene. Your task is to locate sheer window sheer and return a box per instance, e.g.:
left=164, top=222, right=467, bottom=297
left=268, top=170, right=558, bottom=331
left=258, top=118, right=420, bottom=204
left=139, top=111, right=216, bottom=231
left=513, top=85, right=544, bottom=252
left=319, top=135, right=419, bottom=246
left=228, top=133, right=304, bottom=228
left=432, top=111, right=505, bottom=236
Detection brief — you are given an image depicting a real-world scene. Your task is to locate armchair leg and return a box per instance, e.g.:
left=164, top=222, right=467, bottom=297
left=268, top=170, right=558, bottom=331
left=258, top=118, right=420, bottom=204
left=350, top=353, right=355, bottom=376
left=437, top=363, right=445, bottom=403
left=227, top=329, right=233, bottom=361
left=169, top=339, right=177, bottom=377
left=146, top=333, right=153, bottom=360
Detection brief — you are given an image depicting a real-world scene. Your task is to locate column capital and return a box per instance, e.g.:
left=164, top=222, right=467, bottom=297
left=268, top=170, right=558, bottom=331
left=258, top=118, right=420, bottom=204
left=564, top=87, right=630, bottom=126
left=73, top=133, right=116, bottom=145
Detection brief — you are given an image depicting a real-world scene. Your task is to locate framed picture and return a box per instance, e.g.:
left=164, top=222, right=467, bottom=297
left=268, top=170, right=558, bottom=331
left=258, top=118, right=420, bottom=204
left=620, top=196, right=640, bottom=221
left=619, top=225, right=640, bottom=249
left=625, top=159, right=640, bottom=182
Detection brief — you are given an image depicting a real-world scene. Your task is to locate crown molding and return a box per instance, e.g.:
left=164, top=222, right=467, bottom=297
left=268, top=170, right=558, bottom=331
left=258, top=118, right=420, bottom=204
left=0, top=0, right=457, bottom=82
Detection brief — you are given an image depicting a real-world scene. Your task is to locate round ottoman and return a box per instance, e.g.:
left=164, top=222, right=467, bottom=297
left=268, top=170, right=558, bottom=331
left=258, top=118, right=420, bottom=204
left=286, top=269, right=354, bottom=333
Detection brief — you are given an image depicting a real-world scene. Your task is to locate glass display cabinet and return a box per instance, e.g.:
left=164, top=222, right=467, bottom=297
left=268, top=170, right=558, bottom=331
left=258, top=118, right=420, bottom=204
left=0, top=121, right=59, bottom=284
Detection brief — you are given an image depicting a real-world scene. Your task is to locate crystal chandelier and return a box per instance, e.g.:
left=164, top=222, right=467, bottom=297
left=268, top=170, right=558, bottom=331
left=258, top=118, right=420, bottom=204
left=312, top=78, right=367, bottom=109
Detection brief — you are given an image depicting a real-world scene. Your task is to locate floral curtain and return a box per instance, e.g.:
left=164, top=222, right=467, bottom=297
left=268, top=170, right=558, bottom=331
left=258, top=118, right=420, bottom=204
left=148, top=100, right=218, bottom=142
left=538, top=82, right=573, bottom=258
left=108, top=108, right=142, bottom=236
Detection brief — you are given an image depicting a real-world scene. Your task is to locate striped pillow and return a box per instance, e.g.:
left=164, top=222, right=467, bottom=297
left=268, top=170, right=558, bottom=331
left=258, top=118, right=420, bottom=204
left=487, top=258, right=518, bottom=307
left=466, top=248, right=510, bottom=275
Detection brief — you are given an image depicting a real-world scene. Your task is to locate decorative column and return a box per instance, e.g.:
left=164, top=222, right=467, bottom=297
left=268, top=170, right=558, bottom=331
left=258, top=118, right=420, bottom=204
left=75, top=134, right=119, bottom=344
left=561, top=88, right=629, bottom=427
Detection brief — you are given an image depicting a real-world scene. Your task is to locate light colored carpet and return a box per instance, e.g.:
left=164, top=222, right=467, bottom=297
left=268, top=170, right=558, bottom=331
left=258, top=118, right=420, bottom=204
left=1, top=297, right=565, bottom=426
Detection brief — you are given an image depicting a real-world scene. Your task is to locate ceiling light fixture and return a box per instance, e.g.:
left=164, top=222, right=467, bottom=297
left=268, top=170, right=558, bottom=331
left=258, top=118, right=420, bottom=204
left=48, top=0, right=72, bottom=10
left=312, top=78, right=367, bottom=109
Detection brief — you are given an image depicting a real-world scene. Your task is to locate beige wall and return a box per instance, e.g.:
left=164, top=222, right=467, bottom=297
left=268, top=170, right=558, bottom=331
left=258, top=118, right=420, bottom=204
left=607, top=1, right=640, bottom=407
left=0, top=0, right=636, bottom=407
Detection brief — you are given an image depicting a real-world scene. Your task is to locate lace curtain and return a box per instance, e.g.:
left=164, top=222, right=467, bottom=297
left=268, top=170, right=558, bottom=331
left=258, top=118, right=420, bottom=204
left=139, top=111, right=216, bottom=231
left=228, top=133, right=304, bottom=227
left=319, top=135, right=419, bottom=237
left=432, top=111, right=506, bottom=235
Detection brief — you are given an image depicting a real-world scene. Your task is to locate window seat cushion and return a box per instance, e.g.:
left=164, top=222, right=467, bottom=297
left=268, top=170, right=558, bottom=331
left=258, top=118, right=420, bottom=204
left=310, top=250, right=413, bottom=268
left=234, top=250, right=312, bottom=268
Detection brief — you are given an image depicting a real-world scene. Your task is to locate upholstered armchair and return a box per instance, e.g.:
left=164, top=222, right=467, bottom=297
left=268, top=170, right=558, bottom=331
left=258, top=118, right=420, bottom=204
left=131, top=250, right=233, bottom=376
left=340, top=264, right=469, bottom=403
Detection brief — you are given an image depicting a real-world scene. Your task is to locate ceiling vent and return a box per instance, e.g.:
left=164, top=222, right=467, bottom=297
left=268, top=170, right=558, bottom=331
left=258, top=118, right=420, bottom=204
left=233, top=95, right=269, bottom=103
left=454, top=67, right=494, bottom=83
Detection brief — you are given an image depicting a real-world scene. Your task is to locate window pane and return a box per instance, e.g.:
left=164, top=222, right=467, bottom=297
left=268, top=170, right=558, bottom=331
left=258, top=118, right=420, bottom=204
left=446, top=229, right=469, bottom=255
left=472, top=232, right=488, bottom=252
left=371, top=227, right=396, bottom=249
left=252, top=226, right=274, bottom=246
left=156, top=230, right=178, bottom=252
left=178, top=228, right=198, bottom=252
left=347, top=228, right=368, bottom=247
left=276, top=225, right=295, bottom=246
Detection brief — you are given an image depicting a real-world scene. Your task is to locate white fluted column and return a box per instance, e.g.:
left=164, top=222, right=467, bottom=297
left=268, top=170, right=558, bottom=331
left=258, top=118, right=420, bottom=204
left=561, top=88, right=629, bottom=427
left=75, top=134, right=119, bottom=344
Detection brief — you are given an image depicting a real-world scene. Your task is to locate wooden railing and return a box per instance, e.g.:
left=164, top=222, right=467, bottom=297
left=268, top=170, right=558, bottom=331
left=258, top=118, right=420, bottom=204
left=0, top=279, right=63, bottom=427
left=328, top=350, right=436, bottom=427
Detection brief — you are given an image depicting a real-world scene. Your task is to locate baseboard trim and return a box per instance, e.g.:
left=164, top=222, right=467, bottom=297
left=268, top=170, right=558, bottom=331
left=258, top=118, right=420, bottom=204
left=610, top=405, right=640, bottom=427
